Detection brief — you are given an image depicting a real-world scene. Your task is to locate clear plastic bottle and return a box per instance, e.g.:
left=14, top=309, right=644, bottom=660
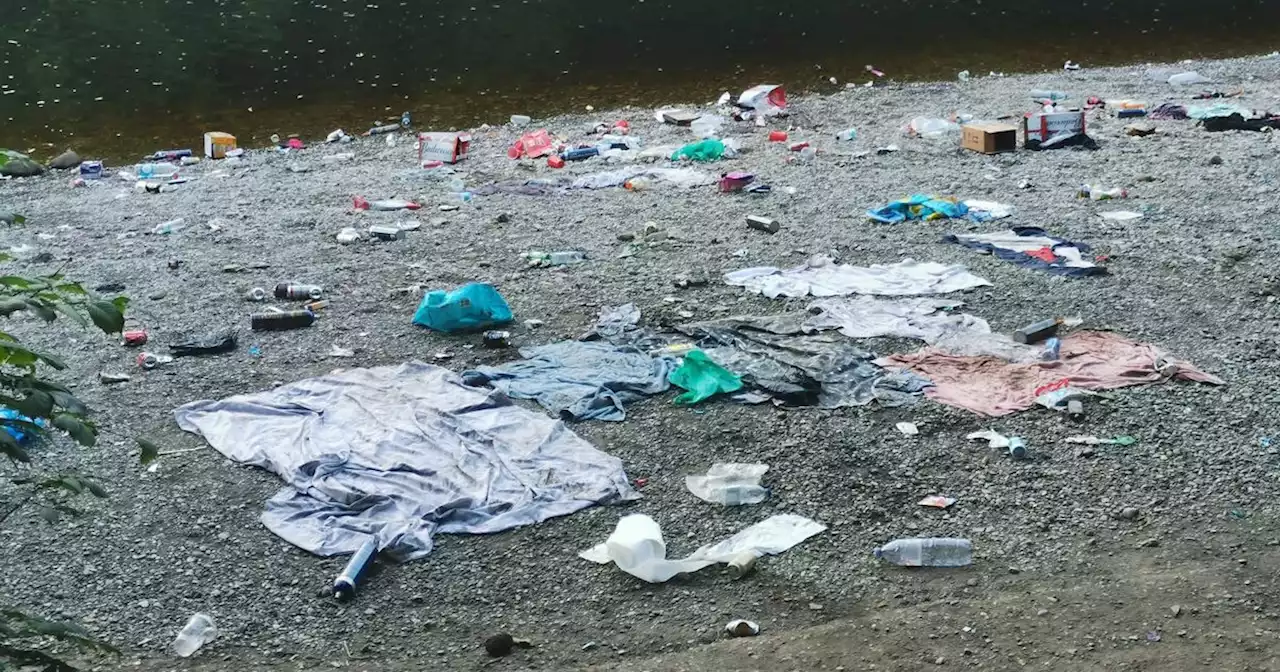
left=1029, top=89, right=1069, bottom=102
left=1079, top=184, right=1128, bottom=200
left=153, top=218, right=185, bottom=235
left=835, top=127, right=858, bottom=141
left=171, top=613, right=217, bottom=657
left=874, top=538, right=972, bottom=567
left=136, top=163, right=180, bottom=181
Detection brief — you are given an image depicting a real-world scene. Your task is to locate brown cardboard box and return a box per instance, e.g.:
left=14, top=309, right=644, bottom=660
left=962, top=123, right=1017, bottom=154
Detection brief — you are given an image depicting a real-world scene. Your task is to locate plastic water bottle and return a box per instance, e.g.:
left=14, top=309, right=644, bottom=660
left=171, top=613, right=217, bottom=657
left=1029, top=89, right=1069, bottom=102
left=136, top=163, right=180, bottom=181
left=400, top=111, right=411, bottom=128
left=874, top=538, right=972, bottom=567
left=835, top=128, right=858, bottom=141
left=153, top=218, right=185, bottom=235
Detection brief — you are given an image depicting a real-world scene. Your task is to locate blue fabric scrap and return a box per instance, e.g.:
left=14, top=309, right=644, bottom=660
left=943, top=226, right=1107, bottom=277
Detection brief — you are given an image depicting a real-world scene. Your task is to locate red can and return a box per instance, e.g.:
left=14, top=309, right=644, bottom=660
left=123, top=330, right=148, bottom=346
left=768, top=130, right=788, bottom=142
left=547, top=155, right=565, bottom=169
left=788, top=141, right=810, bottom=152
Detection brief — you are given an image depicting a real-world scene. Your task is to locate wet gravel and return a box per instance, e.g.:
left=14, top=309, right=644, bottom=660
left=2, top=53, right=1280, bottom=670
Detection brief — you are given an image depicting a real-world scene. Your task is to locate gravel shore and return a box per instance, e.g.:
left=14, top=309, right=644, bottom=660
left=3, top=53, right=1280, bottom=671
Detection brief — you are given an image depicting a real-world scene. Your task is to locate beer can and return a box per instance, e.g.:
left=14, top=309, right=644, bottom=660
left=123, top=329, right=148, bottom=346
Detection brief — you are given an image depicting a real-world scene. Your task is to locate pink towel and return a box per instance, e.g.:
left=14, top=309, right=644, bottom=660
left=877, top=330, right=1224, bottom=417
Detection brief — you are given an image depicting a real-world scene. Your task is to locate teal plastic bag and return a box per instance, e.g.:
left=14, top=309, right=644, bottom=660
left=412, top=282, right=513, bottom=333
left=668, top=349, right=743, bottom=405
left=671, top=139, right=725, bottom=162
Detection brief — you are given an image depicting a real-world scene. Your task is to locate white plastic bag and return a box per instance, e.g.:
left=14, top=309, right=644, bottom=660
left=685, top=463, right=769, bottom=505
left=904, top=117, right=961, bottom=139
left=580, top=513, right=826, bottom=583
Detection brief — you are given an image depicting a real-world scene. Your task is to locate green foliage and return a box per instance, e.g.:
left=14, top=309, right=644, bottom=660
left=0, top=608, right=117, bottom=672
left=0, top=259, right=129, bottom=669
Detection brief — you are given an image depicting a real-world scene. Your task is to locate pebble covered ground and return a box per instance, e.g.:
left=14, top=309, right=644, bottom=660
left=2, top=53, right=1280, bottom=671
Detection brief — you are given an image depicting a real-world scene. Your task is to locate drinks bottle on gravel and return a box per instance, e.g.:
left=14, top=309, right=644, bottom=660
left=874, top=538, right=972, bottom=567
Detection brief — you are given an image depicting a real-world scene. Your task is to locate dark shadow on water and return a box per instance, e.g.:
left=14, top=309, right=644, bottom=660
left=0, top=0, right=1277, bottom=160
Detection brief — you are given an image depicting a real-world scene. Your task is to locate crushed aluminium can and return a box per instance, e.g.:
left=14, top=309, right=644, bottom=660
left=123, top=330, right=148, bottom=347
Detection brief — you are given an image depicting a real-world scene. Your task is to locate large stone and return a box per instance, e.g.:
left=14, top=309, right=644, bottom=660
left=0, top=150, right=45, bottom=178
left=48, top=149, right=81, bottom=170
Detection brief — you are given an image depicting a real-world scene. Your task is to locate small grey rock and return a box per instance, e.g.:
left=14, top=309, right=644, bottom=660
left=48, top=149, right=81, bottom=170
left=1208, top=155, right=1223, bottom=166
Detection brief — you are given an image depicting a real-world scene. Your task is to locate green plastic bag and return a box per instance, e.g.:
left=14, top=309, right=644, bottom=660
left=669, top=350, right=743, bottom=405
left=671, top=139, right=725, bottom=162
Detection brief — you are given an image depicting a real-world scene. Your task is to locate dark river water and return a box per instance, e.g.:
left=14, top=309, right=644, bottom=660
left=2, top=0, right=1279, bottom=160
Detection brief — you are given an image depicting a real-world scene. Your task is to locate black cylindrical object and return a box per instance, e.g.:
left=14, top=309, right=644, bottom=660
left=333, top=538, right=378, bottom=601
left=251, top=310, right=315, bottom=331
left=274, top=283, right=323, bottom=300
left=1013, top=318, right=1060, bottom=344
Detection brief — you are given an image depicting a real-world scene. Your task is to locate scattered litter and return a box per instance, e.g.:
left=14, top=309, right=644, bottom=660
left=508, top=129, right=556, bottom=159
left=1099, top=210, right=1144, bottom=222
left=725, top=256, right=990, bottom=299
left=874, top=537, right=972, bottom=567
left=328, top=344, right=355, bottom=358
left=685, top=463, right=769, bottom=505
left=462, top=341, right=675, bottom=422
left=725, top=620, right=760, bottom=638
left=1168, top=71, right=1212, bottom=86
left=918, top=495, right=956, bottom=509
left=579, top=513, right=825, bottom=583
left=896, top=421, right=919, bottom=436
left=669, top=349, right=743, bottom=404
left=878, top=331, right=1223, bottom=417
left=967, top=430, right=1010, bottom=449
left=172, top=613, right=217, bottom=657
left=746, top=214, right=779, bottom=234
left=867, top=194, right=968, bottom=223
left=945, top=227, right=1106, bottom=276
left=1064, top=435, right=1138, bottom=446
left=904, top=117, right=961, bottom=139
left=176, top=363, right=638, bottom=561
left=412, top=282, right=512, bottom=333
left=169, top=329, right=238, bottom=357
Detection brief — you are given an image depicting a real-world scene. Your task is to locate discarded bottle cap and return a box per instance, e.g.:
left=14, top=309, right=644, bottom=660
left=725, top=619, right=760, bottom=637
left=246, top=287, right=268, bottom=302
left=1007, top=436, right=1028, bottom=459
left=727, top=551, right=758, bottom=580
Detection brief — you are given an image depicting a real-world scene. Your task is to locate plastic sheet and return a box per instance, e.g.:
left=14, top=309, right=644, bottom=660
left=724, top=256, right=991, bottom=299
left=412, top=283, right=513, bottom=333
left=676, top=313, right=925, bottom=408
left=462, top=341, right=675, bottom=421
left=175, top=363, right=638, bottom=561
left=669, top=350, right=743, bottom=404
left=579, top=513, right=825, bottom=583
left=571, top=167, right=717, bottom=190
left=686, top=463, right=769, bottom=505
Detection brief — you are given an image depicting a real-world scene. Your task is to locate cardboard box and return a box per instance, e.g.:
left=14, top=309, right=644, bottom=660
left=1022, top=110, right=1086, bottom=145
left=203, top=132, right=236, bottom=159
left=418, top=131, right=471, bottom=165
left=961, top=123, right=1017, bottom=154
